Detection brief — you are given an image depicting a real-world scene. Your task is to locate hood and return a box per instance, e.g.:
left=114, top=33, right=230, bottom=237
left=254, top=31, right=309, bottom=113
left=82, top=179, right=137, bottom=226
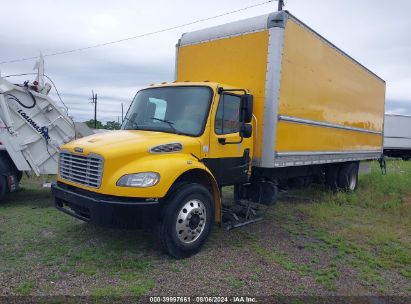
left=62, top=130, right=202, bottom=159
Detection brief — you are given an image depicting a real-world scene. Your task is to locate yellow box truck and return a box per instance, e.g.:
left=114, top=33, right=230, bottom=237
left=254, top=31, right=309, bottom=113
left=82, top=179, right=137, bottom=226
left=52, top=11, right=386, bottom=258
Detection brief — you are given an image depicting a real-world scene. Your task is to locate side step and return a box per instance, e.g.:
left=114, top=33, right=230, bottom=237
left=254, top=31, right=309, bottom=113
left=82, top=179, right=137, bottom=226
left=222, top=201, right=267, bottom=230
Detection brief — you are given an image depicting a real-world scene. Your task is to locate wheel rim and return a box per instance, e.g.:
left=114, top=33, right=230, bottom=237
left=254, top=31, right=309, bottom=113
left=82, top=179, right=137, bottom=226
left=175, top=199, right=207, bottom=244
left=349, top=170, right=357, bottom=190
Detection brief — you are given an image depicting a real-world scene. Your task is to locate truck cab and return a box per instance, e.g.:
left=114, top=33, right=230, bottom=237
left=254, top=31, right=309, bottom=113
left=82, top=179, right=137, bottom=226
left=52, top=82, right=254, bottom=258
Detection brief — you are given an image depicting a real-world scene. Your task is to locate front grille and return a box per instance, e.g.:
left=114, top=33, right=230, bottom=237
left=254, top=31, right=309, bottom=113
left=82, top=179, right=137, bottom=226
left=59, top=152, right=103, bottom=188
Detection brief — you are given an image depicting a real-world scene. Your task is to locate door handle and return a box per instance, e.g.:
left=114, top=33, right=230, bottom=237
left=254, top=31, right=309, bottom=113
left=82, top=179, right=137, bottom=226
left=218, top=137, right=243, bottom=145
left=218, top=138, right=226, bottom=145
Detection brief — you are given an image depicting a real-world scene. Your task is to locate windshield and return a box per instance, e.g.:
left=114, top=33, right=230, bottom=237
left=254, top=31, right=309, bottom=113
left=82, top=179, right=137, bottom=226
left=122, top=86, right=213, bottom=136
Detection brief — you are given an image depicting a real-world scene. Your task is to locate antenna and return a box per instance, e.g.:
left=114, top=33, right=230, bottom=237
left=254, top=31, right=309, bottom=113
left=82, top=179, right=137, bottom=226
left=33, top=53, right=45, bottom=87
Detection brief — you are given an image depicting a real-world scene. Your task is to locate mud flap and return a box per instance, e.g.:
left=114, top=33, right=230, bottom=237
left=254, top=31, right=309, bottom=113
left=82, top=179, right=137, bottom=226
left=6, top=174, right=18, bottom=192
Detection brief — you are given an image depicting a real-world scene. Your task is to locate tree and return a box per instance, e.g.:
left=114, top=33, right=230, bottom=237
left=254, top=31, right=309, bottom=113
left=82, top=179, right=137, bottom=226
left=84, top=119, right=104, bottom=129
left=105, top=121, right=121, bottom=130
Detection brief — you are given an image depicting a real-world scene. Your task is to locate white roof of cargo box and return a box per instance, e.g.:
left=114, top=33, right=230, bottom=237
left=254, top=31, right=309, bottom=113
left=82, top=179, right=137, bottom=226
left=179, top=11, right=286, bottom=46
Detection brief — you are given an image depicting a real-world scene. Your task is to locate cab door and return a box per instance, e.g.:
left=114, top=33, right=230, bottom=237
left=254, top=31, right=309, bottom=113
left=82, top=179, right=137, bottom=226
left=204, top=92, right=254, bottom=186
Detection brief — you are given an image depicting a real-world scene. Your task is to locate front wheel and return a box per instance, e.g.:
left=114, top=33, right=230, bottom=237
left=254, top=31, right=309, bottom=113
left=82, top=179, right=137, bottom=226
left=158, top=183, right=213, bottom=258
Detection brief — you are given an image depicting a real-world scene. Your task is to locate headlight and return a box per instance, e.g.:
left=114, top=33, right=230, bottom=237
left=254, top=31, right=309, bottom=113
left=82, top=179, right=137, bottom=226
left=116, top=172, right=160, bottom=187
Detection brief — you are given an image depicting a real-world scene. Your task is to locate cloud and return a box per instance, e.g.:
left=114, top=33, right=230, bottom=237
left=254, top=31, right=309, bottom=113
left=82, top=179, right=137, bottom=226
left=386, top=99, right=411, bottom=115
left=1, top=0, right=410, bottom=122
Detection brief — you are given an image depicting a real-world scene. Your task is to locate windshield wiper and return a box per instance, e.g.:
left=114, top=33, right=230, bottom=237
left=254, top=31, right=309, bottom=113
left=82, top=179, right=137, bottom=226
left=151, top=117, right=180, bottom=134
left=122, top=117, right=140, bottom=130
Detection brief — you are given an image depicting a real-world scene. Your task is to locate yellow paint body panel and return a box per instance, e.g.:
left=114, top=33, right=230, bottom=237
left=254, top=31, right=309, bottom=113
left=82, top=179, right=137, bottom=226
left=57, top=130, right=205, bottom=198
left=177, top=30, right=268, bottom=159
left=277, top=19, right=385, bottom=152
left=276, top=121, right=382, bottom=152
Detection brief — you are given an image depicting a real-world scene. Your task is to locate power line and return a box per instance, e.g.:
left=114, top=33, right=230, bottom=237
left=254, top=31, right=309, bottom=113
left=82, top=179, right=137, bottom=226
left=0, top=0, right=274, bottom=65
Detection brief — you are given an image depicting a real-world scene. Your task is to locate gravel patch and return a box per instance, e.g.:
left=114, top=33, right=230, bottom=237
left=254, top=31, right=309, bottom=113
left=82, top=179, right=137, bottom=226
left=149, top=223, right=327, bottom=296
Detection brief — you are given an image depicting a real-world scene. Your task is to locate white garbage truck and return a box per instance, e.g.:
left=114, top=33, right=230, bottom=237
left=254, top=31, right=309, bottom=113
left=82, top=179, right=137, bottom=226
left=0, top=58, right=75, bottom=201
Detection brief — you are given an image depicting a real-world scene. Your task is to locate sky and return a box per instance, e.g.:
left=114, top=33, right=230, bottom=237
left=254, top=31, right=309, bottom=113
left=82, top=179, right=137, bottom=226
left=0, top=0, right=410, bottom=122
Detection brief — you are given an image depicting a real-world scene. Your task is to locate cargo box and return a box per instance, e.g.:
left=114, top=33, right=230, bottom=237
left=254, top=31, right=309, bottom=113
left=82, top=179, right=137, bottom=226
left=176, top=11, right=386, bottom=168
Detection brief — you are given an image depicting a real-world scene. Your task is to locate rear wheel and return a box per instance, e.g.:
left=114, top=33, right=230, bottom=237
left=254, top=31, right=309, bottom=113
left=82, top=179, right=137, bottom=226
left=16, top=171, right=23, bottom=183
left=158, top=183, right=213, bottom=258
left=324, top=164, right=340, bottom=190
left=337, top=162, right=359, bottom=191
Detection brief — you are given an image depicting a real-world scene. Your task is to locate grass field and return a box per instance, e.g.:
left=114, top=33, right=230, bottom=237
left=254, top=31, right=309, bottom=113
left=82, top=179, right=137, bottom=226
left=0, top=161, right=410, bottom=297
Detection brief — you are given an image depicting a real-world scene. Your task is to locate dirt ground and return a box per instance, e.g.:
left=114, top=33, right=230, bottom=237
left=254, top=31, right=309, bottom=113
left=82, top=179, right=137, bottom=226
left=0, top=162, right=410, bottom=300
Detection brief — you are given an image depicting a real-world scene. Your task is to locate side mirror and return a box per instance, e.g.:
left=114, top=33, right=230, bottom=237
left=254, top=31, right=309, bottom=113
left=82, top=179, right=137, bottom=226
left=240, top=124, right=252, bottom=138
left=240, top=94, right=253, bottom=123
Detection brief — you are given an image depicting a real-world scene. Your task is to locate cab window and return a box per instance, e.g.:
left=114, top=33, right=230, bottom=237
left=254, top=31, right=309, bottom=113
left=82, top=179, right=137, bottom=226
left=215, top=94, right=241, bottom=135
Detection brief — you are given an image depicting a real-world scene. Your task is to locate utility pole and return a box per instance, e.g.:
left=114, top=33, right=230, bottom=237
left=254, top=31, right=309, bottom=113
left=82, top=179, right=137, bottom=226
left=278, top=0, right=284, bottom=11
left=121, top=103, right=124, bottom=123
left=89, top=90, right=98, bottom=129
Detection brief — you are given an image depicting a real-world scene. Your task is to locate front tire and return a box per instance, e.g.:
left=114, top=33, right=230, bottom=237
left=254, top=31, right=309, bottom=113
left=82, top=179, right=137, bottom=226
left=158, top=183, right=214, bottom=258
